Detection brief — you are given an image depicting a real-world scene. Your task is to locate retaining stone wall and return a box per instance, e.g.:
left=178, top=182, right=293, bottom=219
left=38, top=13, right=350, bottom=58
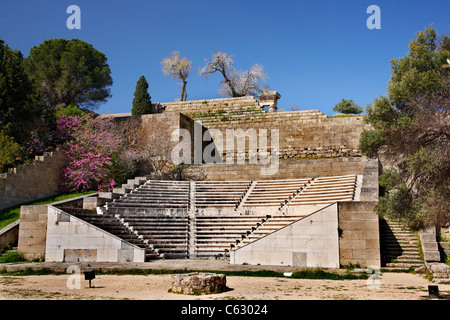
left=0, top=150, right=68, bottom=211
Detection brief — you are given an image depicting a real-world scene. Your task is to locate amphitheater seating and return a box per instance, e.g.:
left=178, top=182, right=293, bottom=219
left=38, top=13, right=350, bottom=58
left=106, top=180, right=190, bottom=214
left=288, top=174, right=356, bottom=206
left=195, top=181, right=250, bottom=208
left=89, top=175, right=359, bottom=260
left=117, top=213, right=189, bottom=259
left=194, top=215, right=268, bottom=258
left=242, top=178, right=311, bottom=207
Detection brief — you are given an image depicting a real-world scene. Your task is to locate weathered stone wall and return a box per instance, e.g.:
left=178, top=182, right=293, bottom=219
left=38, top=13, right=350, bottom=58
left=161, top=96, right=369, bottom=160
left=0, top=150, right=68, bottom=211
left=199, top=112, right=366, bottom=159
left=338, top=202, right=381, bottom=267
left=163, top=96, right=260, bottom=115
left=17, top=205, right=48, bottom=261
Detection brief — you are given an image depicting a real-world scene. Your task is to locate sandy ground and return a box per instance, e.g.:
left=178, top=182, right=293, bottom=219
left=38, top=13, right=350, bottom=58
left=0, top=272, right=449, bottom=300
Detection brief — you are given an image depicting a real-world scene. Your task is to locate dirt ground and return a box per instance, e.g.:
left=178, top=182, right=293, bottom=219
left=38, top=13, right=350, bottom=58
left=0, top=271, right=449, bottom=300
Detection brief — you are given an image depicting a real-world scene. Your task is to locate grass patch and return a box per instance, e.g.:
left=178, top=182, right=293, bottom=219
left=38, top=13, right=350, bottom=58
left=0, top=267, right=59, bottom=276
left=291, top=269, right=367, bottom=280
left=0, top=191, right=96, bottom=230
left=0, top=251, right=26, bottom=263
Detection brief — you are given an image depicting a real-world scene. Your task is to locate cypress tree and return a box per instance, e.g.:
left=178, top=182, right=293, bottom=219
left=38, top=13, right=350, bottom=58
left=132, top=75, right=153, bottom=115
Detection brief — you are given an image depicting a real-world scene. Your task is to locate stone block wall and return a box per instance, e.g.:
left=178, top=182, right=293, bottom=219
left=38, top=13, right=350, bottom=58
left=17, top=205, right=49, bottom=261
left=0, top=150, right=68, bottom=211
left=338, top=201, right=381, bottom=267
left=163, top=96, right=260, bottom=115
left=231, top=204, right=340, bottom=268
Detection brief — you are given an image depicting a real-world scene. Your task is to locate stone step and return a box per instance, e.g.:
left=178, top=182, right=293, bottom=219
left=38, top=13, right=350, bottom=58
left=385, top=262, right=423, bottom=268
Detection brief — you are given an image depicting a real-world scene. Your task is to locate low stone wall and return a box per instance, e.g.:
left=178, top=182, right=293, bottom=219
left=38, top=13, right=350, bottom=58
left=338, top=202, right=381, bottom=268
left=0, top=150, right=68, bottom=211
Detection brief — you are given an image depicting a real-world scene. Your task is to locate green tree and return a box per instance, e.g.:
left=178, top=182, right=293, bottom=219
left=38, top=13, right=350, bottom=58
left=0, top=131, right=23, bottom=172
left=359, top=26, right=450, bottom=230
left=131, top=75, right=153, bottom=115
left=0, top=38, right=41, bottom=144
left=24, top=38, right=113, bottom=110
left=333, top=99, right=363, bottom=114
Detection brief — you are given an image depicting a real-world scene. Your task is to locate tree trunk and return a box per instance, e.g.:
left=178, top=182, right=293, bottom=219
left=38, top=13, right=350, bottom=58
left=181, top=80, right=187, bottom=101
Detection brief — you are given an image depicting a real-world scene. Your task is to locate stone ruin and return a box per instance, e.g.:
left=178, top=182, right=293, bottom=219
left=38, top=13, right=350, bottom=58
left=170, top=272, right=227, bottom=295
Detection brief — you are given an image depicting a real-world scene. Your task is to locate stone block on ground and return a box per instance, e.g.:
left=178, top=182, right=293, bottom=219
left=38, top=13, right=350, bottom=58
left=170, top=273, right=227, bottom=295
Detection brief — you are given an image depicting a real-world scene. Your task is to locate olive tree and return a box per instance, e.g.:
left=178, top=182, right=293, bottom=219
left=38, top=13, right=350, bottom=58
left=161, top=51, right=192, bottom=101
left=199, top=50, right=269, bottom=97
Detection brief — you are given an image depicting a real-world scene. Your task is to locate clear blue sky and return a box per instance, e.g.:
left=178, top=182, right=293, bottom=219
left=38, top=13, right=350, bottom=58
left=1, top=0, right=449, bottom=115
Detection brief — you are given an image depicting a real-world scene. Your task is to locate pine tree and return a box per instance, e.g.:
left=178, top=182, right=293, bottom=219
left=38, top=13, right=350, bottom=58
left=132, top=75, right=153, bottom=115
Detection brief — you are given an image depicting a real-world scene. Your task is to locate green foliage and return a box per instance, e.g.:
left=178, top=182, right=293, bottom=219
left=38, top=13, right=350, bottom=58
left=25, top=38, right=112, bottom=110
left=333, top=99, right=363, bottom=114
left=55, top=104, right=85, bottom=117
left=358, top=129, right=382, bottom=159
left=0, top=251, right=26, bottom=263
left=131, top=75, right=153, bottom=115
left=360, top=26, right=450, bottom=230
left=0, top=38, right=42, bottom=144
left=0, top=131, right=23, bottom=172
left=291, top=269, right=367, bottom=280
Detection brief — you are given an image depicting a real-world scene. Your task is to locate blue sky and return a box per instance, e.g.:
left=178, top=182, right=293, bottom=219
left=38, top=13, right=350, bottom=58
left=1, top=0, right=449, bottom=115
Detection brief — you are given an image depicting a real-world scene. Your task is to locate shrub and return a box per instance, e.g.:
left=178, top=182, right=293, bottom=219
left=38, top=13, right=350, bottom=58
left=57, top=114, right=122, bottom=192
left=0, top=131, right=23, bottom=172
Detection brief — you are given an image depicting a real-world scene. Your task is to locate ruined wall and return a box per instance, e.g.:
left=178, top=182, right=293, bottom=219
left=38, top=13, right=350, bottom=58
left=0, top=150, right=68, bottom=211
left=162, top=96, right=369, bottom=160
left=163, top=96, right=260, bottom=115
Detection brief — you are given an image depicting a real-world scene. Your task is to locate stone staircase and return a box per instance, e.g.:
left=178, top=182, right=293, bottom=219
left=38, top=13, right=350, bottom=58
left=57, top=207, right=158, bottom=261
left=288, top=175, right=356, bottom=206
left=116, top=214, right=189, bottom=259
left=194, top=215, right=269, bottom=258
left=380, top=219, right=423, bottom=269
